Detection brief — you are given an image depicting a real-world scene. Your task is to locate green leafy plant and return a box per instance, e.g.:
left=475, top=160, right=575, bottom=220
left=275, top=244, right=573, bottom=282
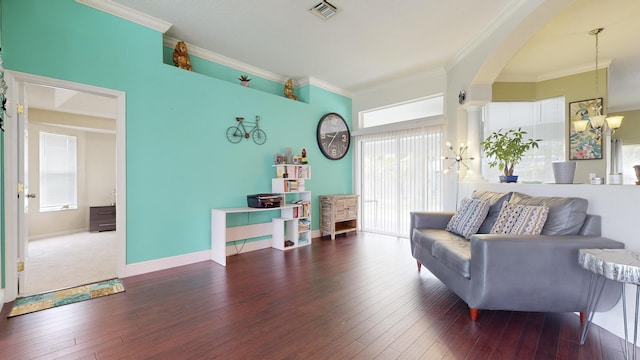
left=238, top=75, right=251, bottom=82
left=481, top=128, right=541, bottom=176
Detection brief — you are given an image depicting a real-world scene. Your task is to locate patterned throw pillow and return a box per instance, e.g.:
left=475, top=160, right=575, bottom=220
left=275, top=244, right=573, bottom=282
left=445, top=198, right=491, bottom=239
left=490, top=202, right=549, bottom=235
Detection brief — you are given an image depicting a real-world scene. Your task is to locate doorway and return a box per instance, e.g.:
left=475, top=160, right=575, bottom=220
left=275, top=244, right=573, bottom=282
left=4, top=71, right=127, bottom=301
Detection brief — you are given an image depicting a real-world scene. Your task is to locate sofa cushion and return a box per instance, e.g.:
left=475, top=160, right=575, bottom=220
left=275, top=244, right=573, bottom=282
left=472, top=190, right=513, bottom=233
left=412, top=228, right=464, bottom=255
left=490, top=202, right=549, bottom=235
left=432, top=237, right=471, bottom=279
left=446, top=198, right=490, bottom=239
left=509, top=193, right=588, bottom=235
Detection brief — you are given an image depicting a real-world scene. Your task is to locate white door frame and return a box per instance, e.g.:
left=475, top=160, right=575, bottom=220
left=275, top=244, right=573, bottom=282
left=4, top=71, right=127, bottom=302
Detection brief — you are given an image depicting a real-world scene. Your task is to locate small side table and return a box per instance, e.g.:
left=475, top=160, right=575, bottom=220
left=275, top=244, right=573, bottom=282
left=579, top=249, right=640, bottom=359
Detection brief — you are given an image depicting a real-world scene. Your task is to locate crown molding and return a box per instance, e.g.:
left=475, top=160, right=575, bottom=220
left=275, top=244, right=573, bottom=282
left=163, top=37, right=351, bottom=98
left=75, top=0, right=172, bottom=33
left=496, top=59, right=613, bottom=82
left=74, top=1, right=351, bottom=98
left=608, top=104, right=640, bottom=113
left=297, top=77, right=351, bottom=98
left=163, top=36, right=286, bottom=84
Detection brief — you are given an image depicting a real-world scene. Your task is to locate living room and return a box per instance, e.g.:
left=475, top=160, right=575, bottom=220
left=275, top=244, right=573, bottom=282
left=1, top=0, right=640, bottom=358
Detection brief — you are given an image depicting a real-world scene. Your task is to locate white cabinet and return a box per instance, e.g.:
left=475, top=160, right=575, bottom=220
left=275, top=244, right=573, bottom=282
left=271, top=165, right=312, bottom=250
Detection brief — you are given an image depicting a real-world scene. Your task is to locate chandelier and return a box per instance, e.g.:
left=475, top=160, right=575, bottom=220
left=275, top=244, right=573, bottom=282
left=573, top=28, right=623, bottom=134
left=442, top=142, right=473, bottom=174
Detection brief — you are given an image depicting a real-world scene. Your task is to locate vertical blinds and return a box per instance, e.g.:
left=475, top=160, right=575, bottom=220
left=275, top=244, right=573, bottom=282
left=355, top=125, right=443, bottom=237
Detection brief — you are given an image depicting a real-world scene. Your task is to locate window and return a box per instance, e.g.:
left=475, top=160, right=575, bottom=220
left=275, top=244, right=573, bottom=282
left=622, top=144, right=640, bottom=184
left=356, top=96, right=444, bottom=237
left=355, top=126, right=443, bottom=238
left=39, top=132, right=78, bottom=212
left=360, top=95, right=444, bottom=129
left=482, top=97, right=566, bottom=183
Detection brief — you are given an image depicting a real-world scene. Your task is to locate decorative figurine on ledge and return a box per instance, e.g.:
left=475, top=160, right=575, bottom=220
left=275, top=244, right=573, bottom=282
left=301, top=148, right=308, bottom=164
left=284, top=79, right=298, bottom=101
left=238, top=75, right=251, bottom=87
left=172, top=41, right=193, bottom=71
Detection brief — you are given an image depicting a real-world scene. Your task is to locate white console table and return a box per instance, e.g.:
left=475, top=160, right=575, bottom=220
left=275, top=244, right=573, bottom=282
left=211, top=205, right=299, bottom=266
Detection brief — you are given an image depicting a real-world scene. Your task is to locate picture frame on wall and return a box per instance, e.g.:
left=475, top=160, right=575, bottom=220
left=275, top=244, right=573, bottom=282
left=569, top=98, right=603, bottom=160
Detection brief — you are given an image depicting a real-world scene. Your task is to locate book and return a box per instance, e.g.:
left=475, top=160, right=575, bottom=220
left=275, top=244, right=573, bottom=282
left=298, top=218, right=311, bottom=231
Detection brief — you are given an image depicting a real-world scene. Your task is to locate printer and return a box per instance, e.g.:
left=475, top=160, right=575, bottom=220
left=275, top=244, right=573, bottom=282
left=247, top=194, right=282, bottom=208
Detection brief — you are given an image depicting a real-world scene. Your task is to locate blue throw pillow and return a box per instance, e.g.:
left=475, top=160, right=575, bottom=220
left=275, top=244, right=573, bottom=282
left=446, top=198, right=490, bottom=239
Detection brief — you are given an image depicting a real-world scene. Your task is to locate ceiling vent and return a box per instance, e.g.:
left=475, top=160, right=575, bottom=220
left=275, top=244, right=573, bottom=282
left=310, top=1, right=337, bottom=20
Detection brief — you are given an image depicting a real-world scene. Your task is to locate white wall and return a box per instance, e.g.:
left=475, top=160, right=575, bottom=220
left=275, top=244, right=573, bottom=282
left=352, top=0, right=631, bottom=340
left=351, top=68, right=447, bottom=128
left=353, top=0, right=574, bottom=210
left=86, top=132, right=116, bottom=206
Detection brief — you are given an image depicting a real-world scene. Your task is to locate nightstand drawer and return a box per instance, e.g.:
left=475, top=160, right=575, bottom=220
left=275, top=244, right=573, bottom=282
left=90, top=205, right=116, bottom=232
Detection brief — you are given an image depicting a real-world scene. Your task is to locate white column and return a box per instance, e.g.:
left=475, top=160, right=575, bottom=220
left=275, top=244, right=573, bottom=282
left=604, top=129, right=623, bottom=184
left=463, top=104, right=486, bottom=183
left=605, top=129, right=612, bottom=180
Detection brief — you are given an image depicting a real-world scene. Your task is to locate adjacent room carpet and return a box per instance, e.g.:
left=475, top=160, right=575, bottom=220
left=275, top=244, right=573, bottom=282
left=23, top=231, right=117, bottom=296
left=8, top=278, right=125, bottom=317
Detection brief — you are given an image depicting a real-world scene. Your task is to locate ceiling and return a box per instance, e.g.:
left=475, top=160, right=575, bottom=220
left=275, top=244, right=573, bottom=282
left=109, top=0, right=640, bottom=108
left=495, top=0, right=640, bottom=112
left=26, top=83, right=117, bottom=120
left=110, top=0, right=515, bottom=92
left=28, top=0, right=640, bottom=116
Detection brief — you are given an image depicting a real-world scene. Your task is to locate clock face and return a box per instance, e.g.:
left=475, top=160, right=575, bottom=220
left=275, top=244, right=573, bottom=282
left=317, top=113, right=350, bottom=160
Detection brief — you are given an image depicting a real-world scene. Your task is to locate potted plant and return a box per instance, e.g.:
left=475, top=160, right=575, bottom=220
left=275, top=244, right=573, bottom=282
left=481, top=128, right=541, bottom=183
left=238, top=75, right=251, bottom=87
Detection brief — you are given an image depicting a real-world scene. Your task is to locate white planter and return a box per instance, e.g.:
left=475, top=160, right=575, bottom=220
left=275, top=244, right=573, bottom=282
left=552, top=161, right=577, bottom=184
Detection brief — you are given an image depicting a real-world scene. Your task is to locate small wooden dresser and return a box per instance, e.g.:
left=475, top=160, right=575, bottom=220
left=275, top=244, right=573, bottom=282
left=90, top=205, right=116, bottom=232
left=320, top=195, right=359, bottom=240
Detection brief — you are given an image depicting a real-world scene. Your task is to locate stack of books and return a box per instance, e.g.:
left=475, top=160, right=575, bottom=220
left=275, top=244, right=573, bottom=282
left=298, top=218, right=310, bottom=231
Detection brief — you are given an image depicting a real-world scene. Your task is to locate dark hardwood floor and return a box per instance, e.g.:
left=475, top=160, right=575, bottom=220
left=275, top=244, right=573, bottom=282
left=0, top=232, right=631, bottom=359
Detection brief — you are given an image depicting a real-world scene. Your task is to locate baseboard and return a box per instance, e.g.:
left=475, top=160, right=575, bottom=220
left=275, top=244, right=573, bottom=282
left=29, top=228, right=88, bottom=241
left=124, top=238, right=274, bottom=277
left=124, top=250, right=212, bottom=277
left=124, top=234, right=319, bottom=278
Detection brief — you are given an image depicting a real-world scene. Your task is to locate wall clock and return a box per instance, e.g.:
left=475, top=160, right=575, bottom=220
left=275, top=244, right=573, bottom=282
left=317, top=112, right=350, bottom=160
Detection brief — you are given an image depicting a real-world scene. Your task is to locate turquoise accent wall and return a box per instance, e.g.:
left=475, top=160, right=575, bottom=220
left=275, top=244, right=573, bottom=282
left=1, top=0, right=352, bottom=265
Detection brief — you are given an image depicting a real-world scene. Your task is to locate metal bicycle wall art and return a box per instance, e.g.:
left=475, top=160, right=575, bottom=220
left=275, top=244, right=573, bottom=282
left=226, top=115, right=267, bottom=145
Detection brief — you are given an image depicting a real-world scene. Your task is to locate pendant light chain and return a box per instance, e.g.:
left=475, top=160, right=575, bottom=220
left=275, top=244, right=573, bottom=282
left=590, top=27, right=604, bottom=116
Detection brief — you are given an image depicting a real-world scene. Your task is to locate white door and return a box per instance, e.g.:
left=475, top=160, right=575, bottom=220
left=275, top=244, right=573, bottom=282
left=16, top=81, right=31, bottom=295
left=4, top=71, right=127, bottom=302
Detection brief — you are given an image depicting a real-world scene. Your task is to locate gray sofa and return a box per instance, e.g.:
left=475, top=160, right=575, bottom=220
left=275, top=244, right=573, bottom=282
left=410, top=190, right=624, bottom=321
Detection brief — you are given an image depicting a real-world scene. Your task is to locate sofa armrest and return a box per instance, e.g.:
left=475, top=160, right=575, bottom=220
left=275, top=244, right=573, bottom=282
left=410, top=211, right=455, bottom=232
left=468, top=234, right=624, bottom=311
